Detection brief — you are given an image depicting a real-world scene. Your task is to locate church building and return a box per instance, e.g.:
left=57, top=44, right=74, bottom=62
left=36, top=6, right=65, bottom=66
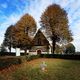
left=29, top=29, right=52, bottom=55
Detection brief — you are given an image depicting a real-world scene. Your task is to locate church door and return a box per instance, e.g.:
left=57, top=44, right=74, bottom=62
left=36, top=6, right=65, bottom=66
left=37, top=50, right=41, bottom=54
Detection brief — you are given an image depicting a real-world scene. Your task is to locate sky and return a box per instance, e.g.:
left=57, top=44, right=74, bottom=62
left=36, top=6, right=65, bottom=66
left=0, top=0, right=80, bottom=51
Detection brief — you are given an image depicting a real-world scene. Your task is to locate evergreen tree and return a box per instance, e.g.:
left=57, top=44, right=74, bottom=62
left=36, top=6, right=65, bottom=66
left=3, top=25, right=15, bottom=52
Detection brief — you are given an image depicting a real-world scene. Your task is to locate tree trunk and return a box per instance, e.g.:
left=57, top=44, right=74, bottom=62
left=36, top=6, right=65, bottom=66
left=9, top=43, right=11, bottom=53
left=10, top=47, right=11, bottom=53
left=52, top=39, right=56, bottom=54
left=52, top=35, right=57, bottom=54
left=25, top=48, right=28, bottom=55
left=25, top=49, right=27, bottom=54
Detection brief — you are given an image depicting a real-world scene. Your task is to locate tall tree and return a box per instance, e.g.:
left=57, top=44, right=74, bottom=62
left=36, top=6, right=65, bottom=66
left=40, top=4, right=73, bottom=54
left=14, top=13, right=37, bottom=53
left=3, top=25, right=15, bottom=52
left=16, top=13, right=37, bottom=37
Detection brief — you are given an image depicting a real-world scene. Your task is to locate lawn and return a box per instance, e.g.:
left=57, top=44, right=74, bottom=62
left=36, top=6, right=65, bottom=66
left=0, top=58, right=80, bottom=80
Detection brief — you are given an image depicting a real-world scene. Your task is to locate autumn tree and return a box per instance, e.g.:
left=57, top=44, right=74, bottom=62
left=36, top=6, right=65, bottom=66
left=40, top=4, right=73, bottom=54
left=12, top=29, right=32, bottom=53
left=3, top=14, right=37, bottom=54
left=14, top=13, right=37, bottom=53
left=16, top=13, right=37, bottom=37
left=3, top=25, right=15, bottom=52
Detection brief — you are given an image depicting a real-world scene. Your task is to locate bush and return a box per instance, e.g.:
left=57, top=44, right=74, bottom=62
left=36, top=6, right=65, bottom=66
left=0, top=52, right=16, bottom=56
left=40, top=54, right=80, bottom=60
left=65, top=43, right=75, bottom=54
left=26, top=55, right=40, bottom=61
left=0, top=56, right=25, bottom=70
left=0, top=55, right=40, bottom=70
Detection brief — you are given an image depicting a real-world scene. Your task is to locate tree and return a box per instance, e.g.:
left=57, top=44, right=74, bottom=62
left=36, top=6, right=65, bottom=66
left=54, top=44, right=62, bottom=54
left=3, top=25, right=15, bottom=53
left=15, top=13, right=37, bottom=37
left=65, top=43, right=75, bottom=54
left=40, top=4, right=73, bottom=54
left=12, top=29, right=32, bottom=53
left=14, top=13, right=37, bottom=53
left=0, top=43, right=7, bottom=52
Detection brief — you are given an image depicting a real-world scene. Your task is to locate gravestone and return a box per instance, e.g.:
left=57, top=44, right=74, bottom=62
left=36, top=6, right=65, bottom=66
left=40, top=61, right=47, bottom=72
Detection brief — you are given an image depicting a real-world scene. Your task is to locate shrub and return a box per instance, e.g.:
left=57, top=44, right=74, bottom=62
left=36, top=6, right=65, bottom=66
left=40, top=54, right=80, bottom=60
left=26, top=55, right=40, bottom=61
left=0, top=55, right=40, bottom=70
left=65, top=43, right=75, bottom=54
left=0, top=56, right=25, bottom=70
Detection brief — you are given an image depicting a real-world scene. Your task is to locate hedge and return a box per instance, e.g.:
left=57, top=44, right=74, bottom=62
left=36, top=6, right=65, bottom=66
left=0, top=52, right=26, bottom=56
left=40, top=54, right=80, bottom=60
left=0, top=56, right=25, bottom=70
left=0, top=55, right=40, bottom=70
left=26, top=55, right=40, bottom=61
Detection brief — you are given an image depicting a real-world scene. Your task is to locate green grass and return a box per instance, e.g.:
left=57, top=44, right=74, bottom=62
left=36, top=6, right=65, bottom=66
left=0, top=58, right=80, bottom=80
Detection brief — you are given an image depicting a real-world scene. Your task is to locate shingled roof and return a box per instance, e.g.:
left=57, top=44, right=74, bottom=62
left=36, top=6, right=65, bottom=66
left=32, top=29, right=50, bottom=46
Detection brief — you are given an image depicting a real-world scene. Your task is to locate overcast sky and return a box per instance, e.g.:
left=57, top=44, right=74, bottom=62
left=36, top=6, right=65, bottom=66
left=0, top=0, right=80, bottom=51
